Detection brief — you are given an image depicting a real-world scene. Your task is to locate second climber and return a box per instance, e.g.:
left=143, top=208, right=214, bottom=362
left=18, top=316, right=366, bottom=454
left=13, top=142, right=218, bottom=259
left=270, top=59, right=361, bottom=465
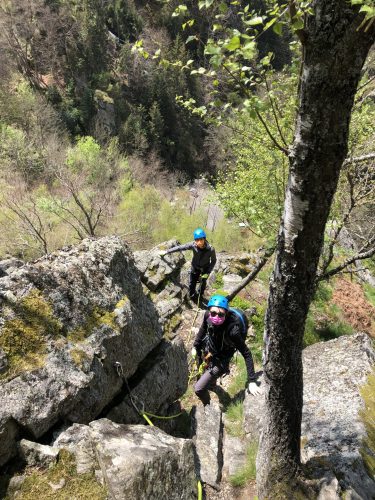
left=161, top=228, right=216, bottom=302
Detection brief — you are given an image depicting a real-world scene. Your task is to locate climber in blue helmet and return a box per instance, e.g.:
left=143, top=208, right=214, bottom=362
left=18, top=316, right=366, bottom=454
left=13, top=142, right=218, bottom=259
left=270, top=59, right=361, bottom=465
left=191, top=294, right=261, bottom=405
left=161, top=228, right=216, bottom=303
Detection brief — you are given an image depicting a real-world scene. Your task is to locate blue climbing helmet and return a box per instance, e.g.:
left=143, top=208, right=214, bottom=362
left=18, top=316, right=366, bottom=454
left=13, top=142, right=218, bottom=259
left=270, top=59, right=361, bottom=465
left=193, top=228, right=206, bottom=240
left=207, top=294, right=229, bottom=310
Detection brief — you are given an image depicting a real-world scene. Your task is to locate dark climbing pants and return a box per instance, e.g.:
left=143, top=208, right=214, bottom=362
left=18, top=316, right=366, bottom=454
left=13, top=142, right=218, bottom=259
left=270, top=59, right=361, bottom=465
left=189, top=266, right=209, bottom=299
left=194, top=365, right=223, bottom=405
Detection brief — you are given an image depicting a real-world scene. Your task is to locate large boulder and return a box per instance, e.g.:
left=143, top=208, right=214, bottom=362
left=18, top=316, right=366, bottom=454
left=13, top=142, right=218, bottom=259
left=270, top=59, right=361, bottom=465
left=243, top=333, right=375, bottom=498
left=192, top=401, right=223, bottom=488
left=0, top=237, right=186, bottom=466
left=106, top=338, right=188, bottom=425
left=301, top=333, right=375, bottom=498
left=55, top=418, right=197, bottom=500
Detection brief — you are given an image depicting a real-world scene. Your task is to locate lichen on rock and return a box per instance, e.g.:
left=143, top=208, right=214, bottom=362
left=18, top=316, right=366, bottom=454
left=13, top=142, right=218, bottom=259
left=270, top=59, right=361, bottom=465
left=0, top=289, right=63, bottom=378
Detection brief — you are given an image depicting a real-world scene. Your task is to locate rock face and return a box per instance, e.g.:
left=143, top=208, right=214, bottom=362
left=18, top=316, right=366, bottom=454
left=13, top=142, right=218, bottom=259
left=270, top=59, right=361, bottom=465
left=192, top=401, right=223, bottom=487
left=54, top=418, right=197, bottom=500
left=107, top=338, right=188, bottom=424
left=134, top=240, right=187, bottom=332
left=301, top=333, right=375, bottom=499
left=243, top=333, right=375, bottom=498
left=215, top=252, right=257, bottom=277
left=0, top=237, right=188, bottom=466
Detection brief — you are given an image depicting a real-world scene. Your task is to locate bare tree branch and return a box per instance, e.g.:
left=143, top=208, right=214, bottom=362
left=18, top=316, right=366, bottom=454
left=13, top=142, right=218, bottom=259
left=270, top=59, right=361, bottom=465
left=343, top=152, right=375, bottom=165
left=317, top=244, right=375, bottom=282
left=226, top=246, right=275, bottom=301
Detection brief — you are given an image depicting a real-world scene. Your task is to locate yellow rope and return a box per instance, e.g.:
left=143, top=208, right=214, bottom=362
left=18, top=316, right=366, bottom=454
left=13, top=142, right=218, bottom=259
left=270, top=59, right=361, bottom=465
left=141, top=413, right=154, bottom=426
left=197, top=480, right=203, bottom=500
left=144, top=410, right=182, bottom=420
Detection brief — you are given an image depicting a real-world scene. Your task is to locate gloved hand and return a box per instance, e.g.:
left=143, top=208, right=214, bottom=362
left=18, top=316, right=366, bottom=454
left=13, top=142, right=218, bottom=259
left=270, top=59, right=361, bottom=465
left=201, top=273, right=209, bottom=279
left=191, top=347, right=197, bottom=360
left=248, top=381, right=261, bottom=396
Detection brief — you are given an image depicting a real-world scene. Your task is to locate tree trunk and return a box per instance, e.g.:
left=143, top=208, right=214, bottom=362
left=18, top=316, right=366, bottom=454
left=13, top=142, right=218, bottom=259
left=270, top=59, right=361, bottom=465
left=256, top=1, right=374, bottom=497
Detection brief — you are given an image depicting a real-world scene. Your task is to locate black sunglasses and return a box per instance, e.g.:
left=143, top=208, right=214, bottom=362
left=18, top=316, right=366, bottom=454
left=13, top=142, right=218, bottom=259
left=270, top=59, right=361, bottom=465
left=210, top=311, right=226, bottom=318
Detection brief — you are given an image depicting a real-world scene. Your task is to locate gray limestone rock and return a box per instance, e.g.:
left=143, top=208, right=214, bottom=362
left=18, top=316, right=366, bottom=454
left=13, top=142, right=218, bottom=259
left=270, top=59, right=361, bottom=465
left=134, top=240, right=186, bottom=292
left=0, top=348, right=8, bottom=374
left=18, top=439, right=59, bottom=468
left=243, top=374, right=265, bottom=441
left=222, top=273, right=244, bottom=294
left=0, top=237, right=170, bottom=466
left=0, top=258, right=24, bottom=277
left=222, top=433, right=247, bottom=479
left=56, top=419, right=196, bottom=500
left=242, top=334, right=375, bottom=498
left=107, top=339, right=188, bottom=425
left=302, top=333, right=375, bottom=499
left=192, top=401, right=223, bottom=488
left=215, top=252, right=257, bottom=277
left=54, top=423, right=96, bottom=474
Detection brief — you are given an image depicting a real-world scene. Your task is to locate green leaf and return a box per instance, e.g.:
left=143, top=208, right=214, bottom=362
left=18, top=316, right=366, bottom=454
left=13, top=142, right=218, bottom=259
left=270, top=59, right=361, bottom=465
left=247, top=16, right=263, bottom=26
left=219, top=2, right=228, bottom=13
left=210, top=54, right=223, bottom=68
left=185, top=35, right=198, bottom=44
left=205, top=43, right=221, bottom=55
left=263, top=17, right=277, bottom=30
left=291, top=18, right=304, bottom=30
left=225, top=35, right=241, bottom=51
left=272, top=22, right=283, bottom=35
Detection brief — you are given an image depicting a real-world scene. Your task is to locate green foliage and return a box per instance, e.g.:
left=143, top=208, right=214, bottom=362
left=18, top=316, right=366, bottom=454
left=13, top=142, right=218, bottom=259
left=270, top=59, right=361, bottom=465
left=154, top=202, right=207, bottom=245
left=248, top=301, right=267, bottom=364
left=230, top=295, right=252, bottom=310
left=214, top=71, right=296, bottom=239
left=359, top=369, right=375, bottom=477
left=66, top=136, right=101, bottom=178
left=229, top=441, right=258, bottom=487
left=68, top=308, right=119, bottom=342
left=303, top=282, right=354, bottom=347
left=0, top=290, right=63, bottom=378
left=6, top=449, right=107, bottom=500
left=0, top=124, right=46, bottom=182
left=364, top=283, right=375, bottom=308
left=115, top=185, right=163, bottom=247
left=207, top=219, right=255, bottom=252
left=212, top=273, right=224, bottom=289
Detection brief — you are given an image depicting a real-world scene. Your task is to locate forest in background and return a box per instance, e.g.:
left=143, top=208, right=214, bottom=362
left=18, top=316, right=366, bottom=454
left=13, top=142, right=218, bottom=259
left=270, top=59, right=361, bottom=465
left=0, top=0, right=374, bottom=277
left=0, top=1, right=374, bottom=497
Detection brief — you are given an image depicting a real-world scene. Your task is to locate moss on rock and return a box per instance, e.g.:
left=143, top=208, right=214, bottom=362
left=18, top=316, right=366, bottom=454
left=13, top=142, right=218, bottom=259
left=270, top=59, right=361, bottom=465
left=5, top=449, right=107, bottom=500
left=359, top=369, right=375, bottom=477
left=67, top=307, right=119, bottom=342
left=0, top=290, right=63, bottom=378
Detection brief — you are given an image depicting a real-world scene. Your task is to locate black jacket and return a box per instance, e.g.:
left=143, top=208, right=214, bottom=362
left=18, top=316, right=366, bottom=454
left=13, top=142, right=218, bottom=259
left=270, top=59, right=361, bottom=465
left=193, top=310, right=256, bottom=381
left=165, top=241, right=216, bottom=273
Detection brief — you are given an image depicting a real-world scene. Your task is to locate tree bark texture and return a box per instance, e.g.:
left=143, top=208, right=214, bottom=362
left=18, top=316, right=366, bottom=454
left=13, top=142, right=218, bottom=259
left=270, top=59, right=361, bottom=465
left=257, top=1, right=374, bottom=497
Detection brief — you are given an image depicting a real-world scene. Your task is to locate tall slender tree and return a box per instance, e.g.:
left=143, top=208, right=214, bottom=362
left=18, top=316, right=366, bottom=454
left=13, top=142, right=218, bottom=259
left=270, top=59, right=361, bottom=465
left=256, top=1, right=374, bottom=497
